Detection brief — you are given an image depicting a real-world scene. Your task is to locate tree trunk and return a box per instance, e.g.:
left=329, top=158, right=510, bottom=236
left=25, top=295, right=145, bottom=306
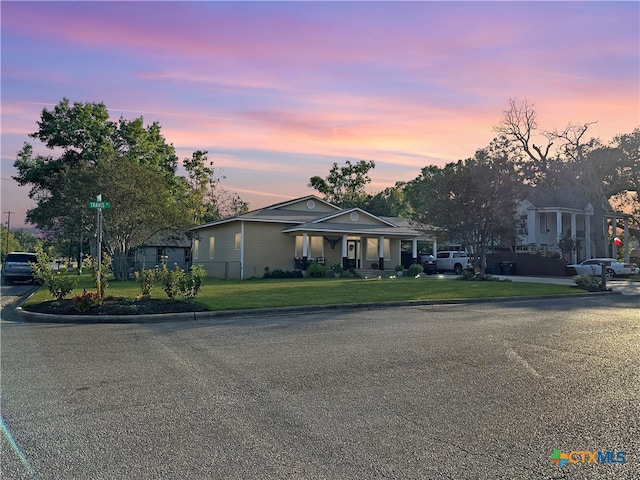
left=591, top=202, right=607, bottom=258
left=76, top=234, right=83, bottom=274
left=112, top=251, right=130, bottom=281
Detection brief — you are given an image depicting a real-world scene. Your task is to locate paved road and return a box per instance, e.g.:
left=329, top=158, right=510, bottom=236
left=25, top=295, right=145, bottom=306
left=2, top=295, right=639, bottom=479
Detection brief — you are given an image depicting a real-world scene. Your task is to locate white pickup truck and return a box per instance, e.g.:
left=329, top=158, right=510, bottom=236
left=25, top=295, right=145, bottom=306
left=435, top=251, right=472, bottom=274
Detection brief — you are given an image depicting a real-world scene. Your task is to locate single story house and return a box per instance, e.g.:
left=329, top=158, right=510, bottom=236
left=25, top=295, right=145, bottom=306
left=190, top=195, right=433, bottom=279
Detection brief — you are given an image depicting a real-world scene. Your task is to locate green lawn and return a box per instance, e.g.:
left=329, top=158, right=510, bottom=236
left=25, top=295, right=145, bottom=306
left=24, top=275, right=582, bottom=312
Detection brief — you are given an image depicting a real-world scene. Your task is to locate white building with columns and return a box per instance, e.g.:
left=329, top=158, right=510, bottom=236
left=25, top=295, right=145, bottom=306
left=515, top=188, right=631, bottom=263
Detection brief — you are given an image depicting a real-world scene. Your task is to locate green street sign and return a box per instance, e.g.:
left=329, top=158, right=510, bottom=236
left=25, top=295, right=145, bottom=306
left=88, top=201, right=111, bottom=209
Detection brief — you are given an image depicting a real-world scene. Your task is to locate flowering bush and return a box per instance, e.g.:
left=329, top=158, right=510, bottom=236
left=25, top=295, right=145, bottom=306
left=158, top=263, right=184, bottom=300
left=135, top=264, right=206, bottom=299
left=134, top=268, right=156, bottom=296
left=73, top=289, right=103, bottom=312
left=178, top=265, right=206, bottom=299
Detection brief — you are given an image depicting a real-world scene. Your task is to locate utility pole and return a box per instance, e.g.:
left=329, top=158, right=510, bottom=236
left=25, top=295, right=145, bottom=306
left=3, top=211, right=15, bottom=258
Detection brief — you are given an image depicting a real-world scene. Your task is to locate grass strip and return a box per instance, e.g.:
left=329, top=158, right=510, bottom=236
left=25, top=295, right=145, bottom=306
left=23, top=275, right=581, bottom=312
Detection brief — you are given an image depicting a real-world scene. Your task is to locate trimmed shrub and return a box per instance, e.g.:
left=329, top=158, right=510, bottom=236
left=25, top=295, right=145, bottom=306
left=263, top=269, right=304, bottom=279
left=574, top=274, right=602, bottom=291
left=407, top=264, right=424, bottom=277
left=331, top=263, right=344, bottom=274
left=307, top=262, right=327, bottom=278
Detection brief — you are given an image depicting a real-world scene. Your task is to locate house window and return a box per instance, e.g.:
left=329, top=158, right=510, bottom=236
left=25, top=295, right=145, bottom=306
left=294, top=235, right=324, bottom=258
left=156, top=248, right=167, bottom=264
left=539, top=213, right=548, bottom=234
left=235, top=233, right=241, bottom=250
left=194, top=239, right=199, bottom=259
left=209, top=237, right=215, bottom=259
left=366, top=238, right=390, bottom=260
left=517, top=215, right=528, bottom=235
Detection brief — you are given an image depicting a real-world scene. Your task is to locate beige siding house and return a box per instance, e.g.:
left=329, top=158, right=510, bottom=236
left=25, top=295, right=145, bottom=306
left=191, top=196, right=425, bottom=279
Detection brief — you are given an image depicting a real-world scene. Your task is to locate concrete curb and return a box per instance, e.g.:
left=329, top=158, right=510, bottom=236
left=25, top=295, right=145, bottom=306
left=2, top=290, right=619, bottom=324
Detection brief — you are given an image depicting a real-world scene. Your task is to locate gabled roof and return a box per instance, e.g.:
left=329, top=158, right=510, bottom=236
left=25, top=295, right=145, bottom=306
left=281, top=208, right=421, bottom=237
left=523, top=186, right=603, bottom=211
left=191, top=195, right=335, bottom=230
left=265, top=195, right=340, bottom=212
left=191, top=195, right=421, bottom=237
left=140, top=229, right=191, bottom=247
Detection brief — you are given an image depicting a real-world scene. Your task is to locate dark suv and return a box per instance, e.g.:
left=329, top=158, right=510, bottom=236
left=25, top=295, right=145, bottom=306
left=419, top=254, right=437, bottom=275
left=2, top=252, right=38, bottom=284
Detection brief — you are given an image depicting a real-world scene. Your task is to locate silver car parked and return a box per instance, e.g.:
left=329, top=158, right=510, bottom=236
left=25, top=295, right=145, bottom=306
left=2, top=252, right=38, bottom=284
left=568, top=258, right=639, bottom=278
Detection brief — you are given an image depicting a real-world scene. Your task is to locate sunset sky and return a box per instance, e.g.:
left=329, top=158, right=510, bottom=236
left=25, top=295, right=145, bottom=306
left=2, top=1, right=639, bottom=229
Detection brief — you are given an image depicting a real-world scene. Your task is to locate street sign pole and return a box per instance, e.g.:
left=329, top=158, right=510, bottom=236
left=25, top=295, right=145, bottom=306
left=88, top=196, right=110, bottom=298
left=96, top=195, right=102, bottom=298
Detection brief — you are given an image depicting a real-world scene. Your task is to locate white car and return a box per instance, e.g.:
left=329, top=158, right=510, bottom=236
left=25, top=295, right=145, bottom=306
left=568, top=258, right=639, bottom=278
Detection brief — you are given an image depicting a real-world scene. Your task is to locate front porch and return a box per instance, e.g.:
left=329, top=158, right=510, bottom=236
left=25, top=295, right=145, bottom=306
left=292, top=232, right=432, bottom=273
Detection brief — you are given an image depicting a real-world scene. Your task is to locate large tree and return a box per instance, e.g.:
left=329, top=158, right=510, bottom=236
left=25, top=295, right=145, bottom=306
left=181, top=150, right=248, bottom=224
left=94, top=155, right=189, bottom=278
left=0, top=225, right=23, bottom=261
left=495, top=98, right=639, bottom=255
left=610, top=128, right=640, bottom=240
left=308, top=159, right=376, bottom=208
left=406, top=142, right=521, bottom=274
left=13, top=98, right=247, bottom=277
left=365, top=183, right=413, bottom=218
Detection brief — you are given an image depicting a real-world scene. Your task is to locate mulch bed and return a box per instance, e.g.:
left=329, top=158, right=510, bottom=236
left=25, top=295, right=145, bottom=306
left=23, top=298, right=210, bottom=316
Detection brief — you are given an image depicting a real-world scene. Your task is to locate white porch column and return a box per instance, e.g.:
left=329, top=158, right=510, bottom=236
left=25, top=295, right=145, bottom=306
left=570, top=213, right=577, bottom=263
left=585, top=214, right=592, bottom=259
left=341, top=234, right=348, bottom=267
left=612, top=216, right=618, bottom=259
left=302, top=233, right=309, bottom=259
left=527, top=212, right=536, bottom=245
left=556, top=211, right=563, bottom=245
left=412, top=238, right=418, bottom=264
left=378, top=235, right=385, bottom=270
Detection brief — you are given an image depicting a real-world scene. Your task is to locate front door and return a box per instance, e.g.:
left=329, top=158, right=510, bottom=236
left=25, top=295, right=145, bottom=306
left=346, top=239, right=360, bottom=269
